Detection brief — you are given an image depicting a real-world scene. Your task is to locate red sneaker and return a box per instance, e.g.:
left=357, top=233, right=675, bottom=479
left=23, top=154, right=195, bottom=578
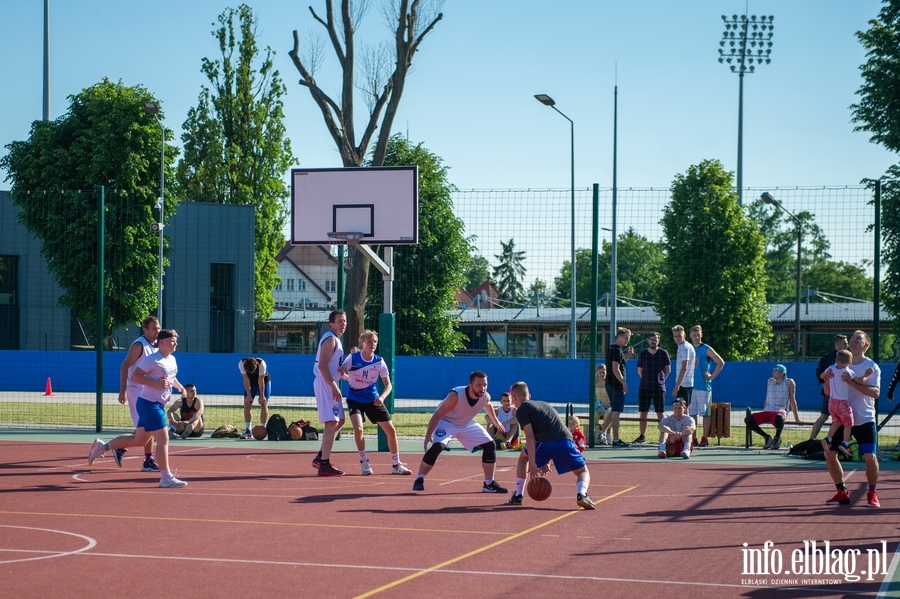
left=867, top=491, right=880, bottom=507
left=698, top=436, right=709, bottom=447
left=825, top=490, right=851, bottom=505
left=657, top=451, right=666, bottom=459
left=317, top=462, right=344, bottom=477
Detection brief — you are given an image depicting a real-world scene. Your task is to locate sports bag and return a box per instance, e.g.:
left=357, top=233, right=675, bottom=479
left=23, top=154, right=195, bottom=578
left=211, top=424, right=242, bottom=438
left=266, top=414, right=292, bottom=441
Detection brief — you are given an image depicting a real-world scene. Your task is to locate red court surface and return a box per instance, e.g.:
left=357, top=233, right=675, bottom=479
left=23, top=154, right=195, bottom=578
left=0, top=437, right=898, bottom=598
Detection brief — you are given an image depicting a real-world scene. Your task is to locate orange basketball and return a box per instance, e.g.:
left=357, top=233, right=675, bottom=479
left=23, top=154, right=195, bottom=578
left=252, top=425, right=268, bottom=440
left=526, top=477, right=552, bottom=501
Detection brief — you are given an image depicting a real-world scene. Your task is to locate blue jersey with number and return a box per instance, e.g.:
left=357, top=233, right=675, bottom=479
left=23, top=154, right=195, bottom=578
left=346, top=352, right=390, bottom=403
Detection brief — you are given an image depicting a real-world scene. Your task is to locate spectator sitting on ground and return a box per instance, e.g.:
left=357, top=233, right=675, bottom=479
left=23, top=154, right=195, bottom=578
left=657, top=398, right=695, bottom=459
left=166, top=383, right=204, bottom=439
left=486, top=392, right=519, bottom=448
left=744, top=364, right=800, bottom=450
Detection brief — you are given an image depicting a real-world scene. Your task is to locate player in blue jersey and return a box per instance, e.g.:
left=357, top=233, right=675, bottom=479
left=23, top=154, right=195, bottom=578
left=340, top=330, right=411, bottom=475
left=689, top=325, right=725, bottom=447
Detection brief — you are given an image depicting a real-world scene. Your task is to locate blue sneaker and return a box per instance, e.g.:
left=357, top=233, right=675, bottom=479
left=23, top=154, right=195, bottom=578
left=114, top=448, right=126, bottom=468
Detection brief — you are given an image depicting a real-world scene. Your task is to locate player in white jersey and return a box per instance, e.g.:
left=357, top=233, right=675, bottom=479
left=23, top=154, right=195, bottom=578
left=339, top=330, right=411, bottom=475
left=310, top=310, right=347, bottom=476
left=412, top=371, right=509, bottom=494
left=89, top=329, right=188, bottom=488
left=116, top=316, right=160, bottom=472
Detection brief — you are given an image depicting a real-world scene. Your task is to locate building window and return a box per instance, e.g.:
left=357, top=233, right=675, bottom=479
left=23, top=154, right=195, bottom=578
left=286, top=279, right=294, bottom=291
left=298, top=280, right=306, bottom=291
left=325, top=280, right=336, bottom=293
left=275, top=280, right=283, bottom=291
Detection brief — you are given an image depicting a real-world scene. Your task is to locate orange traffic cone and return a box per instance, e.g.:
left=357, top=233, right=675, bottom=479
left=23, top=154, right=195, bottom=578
left=44, top=377, right=54, bottom=396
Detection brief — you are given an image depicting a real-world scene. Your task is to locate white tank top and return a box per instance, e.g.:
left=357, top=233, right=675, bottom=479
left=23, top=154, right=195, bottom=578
left=763, top=378, right=792, bottom=412
left=313, top=331, right=343, bottom=380
left=126, top=336, right=157, bottom=397
left=439, top=385, right=490, bottom=427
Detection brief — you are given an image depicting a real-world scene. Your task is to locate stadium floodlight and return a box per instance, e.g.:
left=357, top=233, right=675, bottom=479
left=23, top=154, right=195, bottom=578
left=143, top=101, right=165, bottom=326
left=718, top=14, right=775, bottom=205
left=762, top=192, right=802, bottom=359
left=535, top=94, right=577, bottom=358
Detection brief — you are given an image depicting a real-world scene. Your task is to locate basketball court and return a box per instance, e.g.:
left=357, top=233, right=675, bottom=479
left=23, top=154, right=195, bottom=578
left=1, top=431, right=898, bottom=598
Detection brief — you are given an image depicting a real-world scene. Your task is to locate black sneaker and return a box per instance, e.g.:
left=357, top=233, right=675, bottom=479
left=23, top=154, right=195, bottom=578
left=482, top=480, right=509, bottom=494
left=141, top=456, right=159, bottom=472
left=240, top=429, right=252, bottom=439
left=113, top=448, right=126, bottom=468
left=633, top=435, right=646, bottom=444
left=612, top=439, right=630, bottom=447
left=412, top=477, right=425, bottom=491
left=317, top=462, right=344, bottom=477
left=508, top=493, right=524, bottom=505
left=577, top=493, right=596, bottom=510
left=312, top=455, right=323, bottom=469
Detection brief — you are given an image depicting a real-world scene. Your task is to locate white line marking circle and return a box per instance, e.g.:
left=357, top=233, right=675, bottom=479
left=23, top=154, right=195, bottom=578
left=0, top=525, right=96, bottom=564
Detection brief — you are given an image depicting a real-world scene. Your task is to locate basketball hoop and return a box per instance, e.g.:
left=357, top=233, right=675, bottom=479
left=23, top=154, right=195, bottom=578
left=327, top=231, right=364, bottom=246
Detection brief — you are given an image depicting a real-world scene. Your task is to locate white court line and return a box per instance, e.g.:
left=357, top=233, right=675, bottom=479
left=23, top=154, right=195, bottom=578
left=63, top=550, right=878, bottom=593
left=0, top=525, right=96, bottom=564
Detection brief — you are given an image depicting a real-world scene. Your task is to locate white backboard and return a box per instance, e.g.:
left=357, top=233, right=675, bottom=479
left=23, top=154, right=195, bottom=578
left=291, top=167, right=418, bottom=245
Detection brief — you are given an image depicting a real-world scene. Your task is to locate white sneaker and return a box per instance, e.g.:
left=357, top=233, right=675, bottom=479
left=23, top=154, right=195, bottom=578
left=159, top=476, right=187, bottom=488
left=361, top=460, right=373, bottom=476
left=681, top=451, right=690, bottom=460
left=392, top=462, right=412, bottom=475
left=598, top=433, right=608, bottom=445
left=88, top=439, right=106, bottom=465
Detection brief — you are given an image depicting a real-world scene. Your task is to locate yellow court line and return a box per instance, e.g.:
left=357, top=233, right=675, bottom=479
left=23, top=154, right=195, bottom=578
left=0, top=511, right=508, bottom=536
left=354, top=485, right=640, bottom=599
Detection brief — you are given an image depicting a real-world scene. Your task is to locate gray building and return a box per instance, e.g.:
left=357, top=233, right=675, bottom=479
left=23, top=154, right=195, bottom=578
left=0, top=191, right=255, bottom=353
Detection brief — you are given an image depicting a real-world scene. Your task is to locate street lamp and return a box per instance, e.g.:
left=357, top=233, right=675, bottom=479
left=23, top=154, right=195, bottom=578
left=143, top=101, right=165, bottom=326
left=535, top=94, right=576, bottom=359
left=761, top=192, right=801, bottom=359
left=719, top=14, right=774, bottom=205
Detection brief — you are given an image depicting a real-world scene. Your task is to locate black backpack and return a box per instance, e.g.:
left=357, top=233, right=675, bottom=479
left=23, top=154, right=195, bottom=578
left=787, top=438, right=826, bottom=460
left=266, top=414, right=292, bottom=441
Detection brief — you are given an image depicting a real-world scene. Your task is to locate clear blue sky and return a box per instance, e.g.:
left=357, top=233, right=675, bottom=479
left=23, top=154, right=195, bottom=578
left=0, top=0, right=896, bottom=191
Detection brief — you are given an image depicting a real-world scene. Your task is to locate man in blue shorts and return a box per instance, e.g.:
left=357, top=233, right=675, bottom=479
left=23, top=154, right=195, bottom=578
left=821, top=330, right=883, bottom=507
left=507, top=381, right=595, bottom=509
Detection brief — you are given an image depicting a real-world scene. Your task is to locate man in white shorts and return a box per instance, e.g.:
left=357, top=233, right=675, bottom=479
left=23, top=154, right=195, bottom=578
left=412, top=371, right=509, bottom=494
left=310, top=310, right=347, bottom=477
left=116, top=315, right=160, bottom=472
left=689, top=325, right=725, bottom=447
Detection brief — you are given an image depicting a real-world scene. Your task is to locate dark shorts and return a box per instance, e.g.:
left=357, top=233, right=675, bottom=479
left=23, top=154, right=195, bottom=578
left=243, top=382, right=272, bottom=403
left=136, top=398, right=167, bottom=432
left=677, top=386, right=693, bottom=405
left=606, top=385, right=625, bottom=412
left=346, top=399, right=392, bottom=424
left=638, top=388, right=665, bottom=413
left=830, top=420, right=876, bottom=455
left=525, top=439, right=586, bottom=475
left=819, top=395, right=830, bottom=415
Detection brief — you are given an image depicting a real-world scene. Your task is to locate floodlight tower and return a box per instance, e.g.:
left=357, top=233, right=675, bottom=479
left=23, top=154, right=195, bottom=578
left=718, top=14, right=774, bottom=205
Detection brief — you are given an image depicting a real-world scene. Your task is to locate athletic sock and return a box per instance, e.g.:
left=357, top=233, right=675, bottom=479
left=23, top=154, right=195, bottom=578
left=391, top=453, right=400, bottom=466
left=837, top=483, right=848, bottom=492
left=515, top=477, right=526, bottom=495
left=260, top=421, right=266, bottom=427
left=576, top=480, right=588, bottom=496
left=160, top=468, right=171, bottom=478
left=658, top=442, right=666, bottom=452
left=245, top=422, right=252, bottom=430
left=103, top=442, right=111, bottom=451
left=869, top=484, right=877, bottom=493
left=359, top=450, right=368, bottom=461
left=145, top=453, right=152, bottom=460
left=484, top=477, right=494, bottom=486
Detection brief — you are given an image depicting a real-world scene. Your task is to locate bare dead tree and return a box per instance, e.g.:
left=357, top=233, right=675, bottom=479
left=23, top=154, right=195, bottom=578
left=289, top=0, right=443, bottom=342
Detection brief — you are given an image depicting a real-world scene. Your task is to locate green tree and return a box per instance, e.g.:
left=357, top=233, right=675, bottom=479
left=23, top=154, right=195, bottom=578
left=851, top=0, right=900, bottom=153
left=657, top=160, right=770, bottom=360
left=0, top=79, right=177, bottom=346
left=552, top=229, right=665, bottom=305
left=177, top=4, right=294, bottom=321
left=289, top=0, right=443, bottom=345
left=463, top=254, right=490, bottom=291
left=747, top=199, right=830, bottom=303
left=867, top=167, right=900, bottom=322
left=364, top=134, right=469, bottom=355
left=492, top=239, right=526, bottom=303
left=527, top=278, right=549, bottom=302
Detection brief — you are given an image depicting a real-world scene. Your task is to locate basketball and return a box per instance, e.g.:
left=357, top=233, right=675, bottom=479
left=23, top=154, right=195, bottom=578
left=526, top=477, right=552, bottom=501
left=252, top=425, right=268, bottom=440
